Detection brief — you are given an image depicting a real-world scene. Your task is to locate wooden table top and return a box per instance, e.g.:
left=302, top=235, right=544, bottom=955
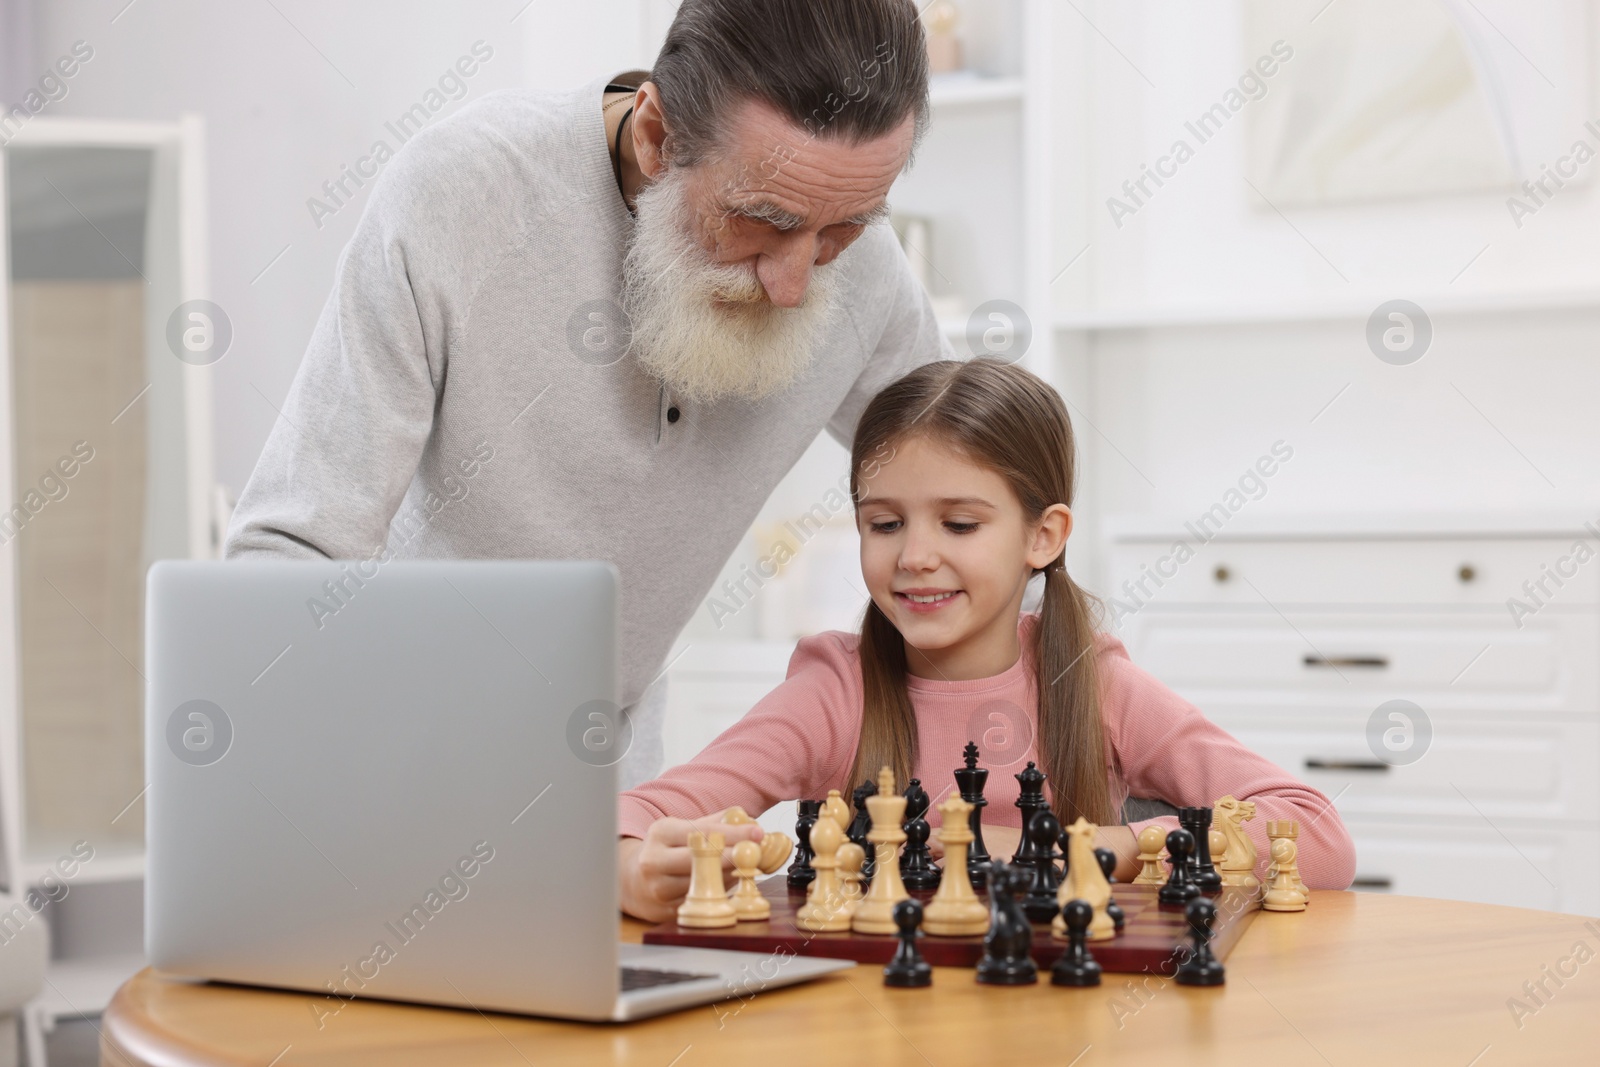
left=102, top=892, right=1596, bottom=1066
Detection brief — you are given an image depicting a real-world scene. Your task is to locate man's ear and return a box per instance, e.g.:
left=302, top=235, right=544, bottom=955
left=632, top=82, right=669, bottom=179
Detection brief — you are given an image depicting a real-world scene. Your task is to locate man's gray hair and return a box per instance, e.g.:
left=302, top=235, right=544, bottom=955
left=649, top=0, right=931, bottom=167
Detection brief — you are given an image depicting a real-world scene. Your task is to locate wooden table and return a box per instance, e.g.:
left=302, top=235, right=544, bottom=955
left=102, top=892, right=1597, bottom=1066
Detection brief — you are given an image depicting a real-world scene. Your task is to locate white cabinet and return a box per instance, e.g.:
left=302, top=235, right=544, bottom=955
left=1106, top=519, right=1600, bottom=917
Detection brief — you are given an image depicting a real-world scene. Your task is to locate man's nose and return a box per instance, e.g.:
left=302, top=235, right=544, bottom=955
left=755, top=236, right=818, bottom=308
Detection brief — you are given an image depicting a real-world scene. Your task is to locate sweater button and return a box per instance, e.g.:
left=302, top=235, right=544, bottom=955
left=667, top=406, right=680, bottom=423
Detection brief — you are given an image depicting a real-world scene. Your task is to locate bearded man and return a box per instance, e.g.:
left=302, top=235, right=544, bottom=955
left=224, top=0, right=956, bottom=787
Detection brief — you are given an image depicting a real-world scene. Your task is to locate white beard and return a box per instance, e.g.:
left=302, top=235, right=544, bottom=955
left=621, top=165, right=841, bottom=404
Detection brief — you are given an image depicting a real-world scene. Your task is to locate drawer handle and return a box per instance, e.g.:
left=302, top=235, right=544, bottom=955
left=1304, top=758, right=1390, bottom=773
left=1458, top=564, right=1476, bottom=583
left=1350, top=876, right=1393, bottom=890
left=1303, top=655, right=1389, bottom=669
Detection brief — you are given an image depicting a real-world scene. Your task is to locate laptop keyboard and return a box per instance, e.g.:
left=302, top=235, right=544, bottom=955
left=621, top=966, right=717, bottom=992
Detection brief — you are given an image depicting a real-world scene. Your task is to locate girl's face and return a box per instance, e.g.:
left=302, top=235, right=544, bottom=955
left=855, top=434, right=1071, bottom=679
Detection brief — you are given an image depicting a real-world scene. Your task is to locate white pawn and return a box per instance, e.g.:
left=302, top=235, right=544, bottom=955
left=1132, top=825, right=1166, bottom=886
left=1262, top=838, right=1306, bottom=913
left=729, top=839, right=770, bottom=921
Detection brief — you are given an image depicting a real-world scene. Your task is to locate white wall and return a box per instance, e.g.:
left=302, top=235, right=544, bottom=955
left=1051, top=0, right=1600, bottom=595
left=30, top=0, right=644, bottom=497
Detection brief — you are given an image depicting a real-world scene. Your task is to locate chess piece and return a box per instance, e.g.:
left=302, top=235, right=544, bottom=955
left=1180, top=807, right=1223, bottom=894
left=976, top=860, right=1038, bottom=985
left=1053, top=817, right=1114, bottom=942
left=954, top=742, right=992, bottom=889
left=729, top=839, right=770, bottom=921
left=1159, top=828, right=1200, bottom=906
left=854, top=767, right=913, bottom=934
left=1011, top=762, right=1048, bottom=868
left=1267, top=820, right=1310, bottom=904
left=797, top=812, right=852, bottom=932
left=883, top=899, right=933, bottom=988
left=923, top=795, right=989, bottom=936
left=821, top=789, right=851, bottom=837
left=1022, top=811, right=1063, bottom=923
left=718, top=804, right=793, bottom=874
left=1055, top=827, right=1071, bottom=882
left=677, top=831, right=737, bottom=928
left=849, top=778, right=876, bottom=879
left=1050, top=899, right=1102, bottom=987
left=788, top=800, right=821, bottom=889
left=758, top=832, right=793, bottom=875
left=1208, top=828, right=1228, bottom=882
left=1263, top=838, right=1307, bottom=913
left=838, top=842, right=866, bottom=915
left=1133, top=825, right=1167, bottom=886
left=896, top=777, right=934, bottom=876
left=1174, top=896, right=1225, bottom=986
left=1094, top=847, right=1126, bottom=932
left=900, top=816, right=942, bottom=891
left=1215, top=795, right=1260, bottom=891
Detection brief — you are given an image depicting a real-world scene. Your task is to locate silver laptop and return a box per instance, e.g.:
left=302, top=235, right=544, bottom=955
left=145, top=560, right=850, bottom=1022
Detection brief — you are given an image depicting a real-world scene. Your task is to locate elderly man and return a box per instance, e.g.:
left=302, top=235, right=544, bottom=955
left=225, top=0, right=957, bottom=787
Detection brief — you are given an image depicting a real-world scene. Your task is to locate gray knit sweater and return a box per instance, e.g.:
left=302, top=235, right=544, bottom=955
left=225, top=70, right=956, bottom=785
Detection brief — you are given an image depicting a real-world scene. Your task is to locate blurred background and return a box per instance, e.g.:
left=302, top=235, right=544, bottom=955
left=2, top=1, right=1598, bottom=1062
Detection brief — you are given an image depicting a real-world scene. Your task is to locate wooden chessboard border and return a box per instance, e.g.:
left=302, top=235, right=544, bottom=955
left=643, top=879, right=1263, bottom=973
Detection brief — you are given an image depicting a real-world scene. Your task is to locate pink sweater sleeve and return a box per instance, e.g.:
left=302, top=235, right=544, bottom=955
left=1098, top=637, right=1357, bottom=890
left=616, top=631, right=862, bottom=840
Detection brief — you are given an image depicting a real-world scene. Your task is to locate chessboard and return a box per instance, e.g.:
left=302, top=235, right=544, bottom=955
left=643, top=878, right=1262, bottom=973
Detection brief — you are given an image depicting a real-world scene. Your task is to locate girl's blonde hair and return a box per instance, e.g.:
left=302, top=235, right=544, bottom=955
left=845, top=358, right=1114, bottom=827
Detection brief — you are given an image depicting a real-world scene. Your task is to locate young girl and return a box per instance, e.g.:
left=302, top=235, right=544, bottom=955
left=617, top=359, right=1355, bottom=921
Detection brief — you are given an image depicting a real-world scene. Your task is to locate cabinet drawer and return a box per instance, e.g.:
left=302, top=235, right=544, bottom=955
left=1340, top=819, right=1599, bottom=916
left=1106, top=537, right=1600, bottom=607
left=1119, top=612, right=1598, bottom=713
left=1211, top=713, right=1600, bottom=823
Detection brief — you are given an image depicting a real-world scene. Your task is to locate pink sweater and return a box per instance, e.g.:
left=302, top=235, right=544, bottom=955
left=619, top=612, right=1357, bottom=889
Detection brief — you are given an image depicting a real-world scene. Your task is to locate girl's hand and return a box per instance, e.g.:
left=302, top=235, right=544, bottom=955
left=619, top=815, right=765, bottom=923
left=927, top=823, right=1022, bottom=866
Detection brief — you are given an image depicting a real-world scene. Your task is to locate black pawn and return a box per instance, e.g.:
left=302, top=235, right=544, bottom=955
left=976, top=860, right=1038, bottom=985
left=787, top=800, right=820, bottom=889
left=849, top=778, right=875, bottom=880
left=1174, top=896, right=1225, bottom=986
left=1159, top=827, right=1201, bottom=906
left=900, top=779, right=932, bottom=878
left=1180, top=806, right=1223, bottom=894
left=883, top=899, right=933, bottom=988
left=1011, top=762, right=1048, bottom=867
left=1022, top=811, right=1063, bottom=923
left=954, top=741, right=991, bottom=889
left=1050, top=899, right=1102, bottom=987
left=1056, top=828, right=1071, bottom=882
left=900, top=816, right=942, bottom=890
left=1094, top=847, right=1126, bottom=932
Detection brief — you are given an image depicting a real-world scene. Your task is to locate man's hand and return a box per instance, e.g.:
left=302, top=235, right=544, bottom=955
left=619, top=815, right=765, bottom=923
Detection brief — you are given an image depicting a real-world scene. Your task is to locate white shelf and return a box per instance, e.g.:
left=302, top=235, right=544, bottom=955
left=929, top=72, right=1026, bottom=107
left=20, top=848, right=144, bottom=887
left=1055, top=287, right=1600, bottom=332
left=1105, top=510, right=1600, bottom=544
left=29, top=953, right=147, bottom=1023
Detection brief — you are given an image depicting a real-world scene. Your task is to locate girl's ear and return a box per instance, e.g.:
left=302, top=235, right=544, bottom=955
left=1028, top=504, right=1072, bottom=570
